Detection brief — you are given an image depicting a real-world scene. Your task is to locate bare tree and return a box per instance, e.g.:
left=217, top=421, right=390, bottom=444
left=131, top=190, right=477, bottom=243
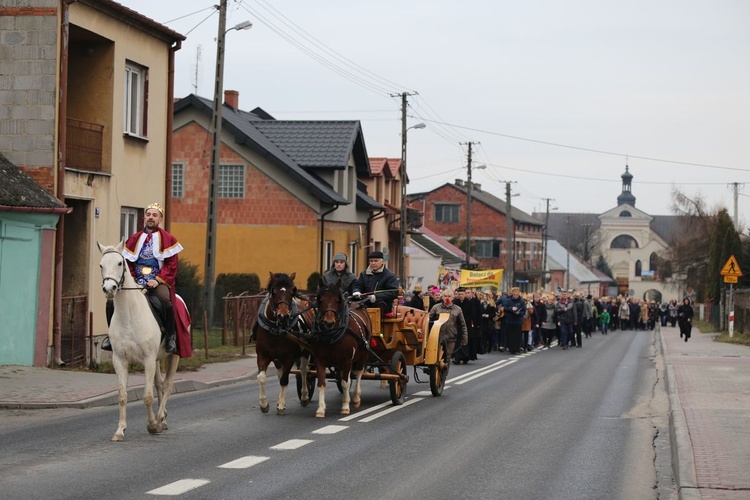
left=558, top=214, right=601, bottom=263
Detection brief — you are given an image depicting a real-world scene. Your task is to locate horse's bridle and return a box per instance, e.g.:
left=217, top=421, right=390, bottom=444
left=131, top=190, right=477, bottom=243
left=101, top=250, right=141, bottom=292
left=101, top=250, right=127, bottom=291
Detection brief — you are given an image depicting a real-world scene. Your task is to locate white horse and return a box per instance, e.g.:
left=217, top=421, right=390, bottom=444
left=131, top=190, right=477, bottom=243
left=98, top=241, right=180, bottom=442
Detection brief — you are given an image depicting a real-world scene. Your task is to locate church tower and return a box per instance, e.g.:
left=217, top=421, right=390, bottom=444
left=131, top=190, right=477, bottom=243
left=617, top=165, right=636, bottom=207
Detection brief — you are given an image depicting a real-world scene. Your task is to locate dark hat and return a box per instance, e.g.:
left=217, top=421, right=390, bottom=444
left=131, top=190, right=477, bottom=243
left=367, top=250, right=384, bottom=259
left=333, top=252, right=347, bottom=263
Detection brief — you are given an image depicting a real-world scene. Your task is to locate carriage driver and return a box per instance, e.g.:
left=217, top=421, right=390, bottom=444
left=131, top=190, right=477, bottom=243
left=351, top=250, right=399, bottom=315
left=101, top=203, right=183, bottom=353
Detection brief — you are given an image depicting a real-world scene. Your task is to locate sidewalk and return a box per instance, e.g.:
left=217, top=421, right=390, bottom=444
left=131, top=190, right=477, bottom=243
left=659, top=324, right=750, bottom=500
left=0, top=355, right=259, bottom=409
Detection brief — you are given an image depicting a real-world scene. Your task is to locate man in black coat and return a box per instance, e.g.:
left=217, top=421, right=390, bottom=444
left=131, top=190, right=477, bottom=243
left=352, top=251, right=400, bottom=315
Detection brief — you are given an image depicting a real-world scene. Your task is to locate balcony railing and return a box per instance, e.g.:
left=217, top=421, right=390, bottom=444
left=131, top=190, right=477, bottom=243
left=66, top=117, right=103, bottom=172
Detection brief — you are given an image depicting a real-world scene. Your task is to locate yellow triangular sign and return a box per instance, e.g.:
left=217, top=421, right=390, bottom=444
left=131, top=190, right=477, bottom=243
left=720, top=255, right=743, bottom=276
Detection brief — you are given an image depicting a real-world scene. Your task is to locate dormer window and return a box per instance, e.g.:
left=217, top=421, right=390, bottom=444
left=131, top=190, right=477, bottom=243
left=619, top=210, right=632, bottom=217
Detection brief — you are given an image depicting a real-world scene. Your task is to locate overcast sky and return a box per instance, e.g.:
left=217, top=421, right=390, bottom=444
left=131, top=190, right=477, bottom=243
left=122, top=0, right=750, bottom=227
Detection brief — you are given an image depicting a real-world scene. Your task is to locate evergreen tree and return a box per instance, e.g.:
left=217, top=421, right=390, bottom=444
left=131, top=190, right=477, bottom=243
left=707, top=209, right=741, bottom=301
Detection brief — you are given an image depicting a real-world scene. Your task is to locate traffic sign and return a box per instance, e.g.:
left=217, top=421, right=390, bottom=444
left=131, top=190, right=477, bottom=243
left=720, top=255, right=743, bottom=276
left=724, top=275, right=738, bottom=284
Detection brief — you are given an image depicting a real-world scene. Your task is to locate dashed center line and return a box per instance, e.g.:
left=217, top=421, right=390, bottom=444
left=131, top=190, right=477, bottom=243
left=312, top=425, right=349, bottom=434
left=358, top=397, right=423, bottom=422
left=219, top=455, right=270, bottom=469
left=270, top=439, right=314, bottom=450
left=146, top=479, right=210, bottom=496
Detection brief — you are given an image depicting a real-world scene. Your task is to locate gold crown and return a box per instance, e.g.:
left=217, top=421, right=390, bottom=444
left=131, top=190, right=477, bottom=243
left=145, top=203, right=164, bottom=216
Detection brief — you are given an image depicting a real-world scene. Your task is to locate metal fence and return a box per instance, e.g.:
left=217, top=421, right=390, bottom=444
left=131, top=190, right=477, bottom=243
left=61, top=294, right=88, bottom=367
left=222, top=292, right=264, bottom=347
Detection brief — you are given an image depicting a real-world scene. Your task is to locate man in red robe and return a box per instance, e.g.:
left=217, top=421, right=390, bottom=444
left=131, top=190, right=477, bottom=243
left=102, top=203, right=189, bottom=356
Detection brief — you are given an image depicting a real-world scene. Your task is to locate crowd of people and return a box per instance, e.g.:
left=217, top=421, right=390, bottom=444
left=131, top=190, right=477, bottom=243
left=321, top=252, right=697, bottom=364
left=399, top=286, right=697, bottom=363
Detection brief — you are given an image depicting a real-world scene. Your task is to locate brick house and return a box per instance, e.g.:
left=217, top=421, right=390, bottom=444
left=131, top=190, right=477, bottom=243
left=0, top=1, right=183, bottom=365
left=410, top=179, right=544, bottom=291
left=170, top=92, right=380, bottom=288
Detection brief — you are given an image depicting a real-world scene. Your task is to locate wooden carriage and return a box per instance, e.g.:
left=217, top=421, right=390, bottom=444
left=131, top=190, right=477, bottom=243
left=295, top=305, right=451, bottom=406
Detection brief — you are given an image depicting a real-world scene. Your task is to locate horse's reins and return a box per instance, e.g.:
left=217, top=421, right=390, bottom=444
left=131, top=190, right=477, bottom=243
left=101, top=250, right=142, bottom=291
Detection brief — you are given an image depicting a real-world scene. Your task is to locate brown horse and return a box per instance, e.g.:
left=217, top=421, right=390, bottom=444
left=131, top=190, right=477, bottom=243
left=309, top=281, right=372, bottom=418
left=254, top=272, right=311, bottom=415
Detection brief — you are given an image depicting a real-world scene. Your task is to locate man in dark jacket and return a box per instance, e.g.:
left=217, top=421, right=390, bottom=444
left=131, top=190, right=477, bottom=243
left=499, top=287, right=527, bottom=354
left=352, top=251, right=399, bottom=315
left=555, top=291, right=577, bottom=350
left=323, top=252, right=357, bottom=295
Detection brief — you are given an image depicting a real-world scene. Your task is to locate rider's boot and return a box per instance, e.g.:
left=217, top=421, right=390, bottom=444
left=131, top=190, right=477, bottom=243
left=101, top=299, right=114, bottom=351
left=163, top=301, right=177, bottom=354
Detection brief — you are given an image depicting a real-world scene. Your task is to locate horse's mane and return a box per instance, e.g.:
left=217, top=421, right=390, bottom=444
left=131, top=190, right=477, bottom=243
left=267, top=273, right=295, bottom=292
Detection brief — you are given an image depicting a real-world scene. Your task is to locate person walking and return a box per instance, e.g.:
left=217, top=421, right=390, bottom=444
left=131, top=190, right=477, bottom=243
left=540, top=294, right=558, bottom=348
left=428, top=289, right=468, bottom=363
left=668, top=300, right=678, bottom=327
left=582, top=294, right=594, bottom=338
left=500, top=287, right=527, bottom=354
left=677, top=298, right=694, bottom=341
left=619, top=299, right=630, bottom=331
left=600, top=307, right=611, bottom=335
left=453, top=288, right=481, bottom=362
left=555, top=291, right=576, bottom=350
left=479, top=292, right=497, bottom=354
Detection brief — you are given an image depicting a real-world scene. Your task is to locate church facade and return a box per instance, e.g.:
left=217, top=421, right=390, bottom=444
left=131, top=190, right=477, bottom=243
left=597, top=167, right=685, bottom=302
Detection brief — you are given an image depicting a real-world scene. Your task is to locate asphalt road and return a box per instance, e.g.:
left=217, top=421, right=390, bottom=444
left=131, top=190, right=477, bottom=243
left=0, top=329, right=673, bottom=499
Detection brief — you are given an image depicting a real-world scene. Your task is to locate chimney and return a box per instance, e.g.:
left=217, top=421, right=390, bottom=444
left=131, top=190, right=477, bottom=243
left=473, top=182, right=481, bottom=191
left=224, top=90, right=239, bottom=109
left=455, top=179, right=464, bottom=187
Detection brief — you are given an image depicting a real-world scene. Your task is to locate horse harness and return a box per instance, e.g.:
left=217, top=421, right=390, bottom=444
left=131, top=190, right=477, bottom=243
left=256, top=293, right=303, bottom=336
left=101, top=250, right=141, bottom=291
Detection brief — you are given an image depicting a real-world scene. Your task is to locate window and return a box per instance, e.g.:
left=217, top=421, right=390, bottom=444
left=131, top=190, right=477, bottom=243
left=324, top=241, right=334, bottom=270
left=435, top=204, right=459, bottom=223
left=171, top=163, right=184, bottom=198
left=476, top=240, right=501, bottom=258
left=349, top=242, right=358, bottom=273
left=219, top=164, right=244, bottom=198
left=619, top=210, right=632, bottom=217
left=610, top=234, right=639, bottom=249
left=635, top=260, right=642, bottom=277
left=120, top=207, right=141, bottom=241
left=124, top=62, right=148, bottom=137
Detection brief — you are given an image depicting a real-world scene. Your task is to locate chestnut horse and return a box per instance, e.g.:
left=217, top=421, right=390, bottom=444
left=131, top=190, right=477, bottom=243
left=309, top=281, right=372, bottom=418
left=254, top=272, right=311, bottom=415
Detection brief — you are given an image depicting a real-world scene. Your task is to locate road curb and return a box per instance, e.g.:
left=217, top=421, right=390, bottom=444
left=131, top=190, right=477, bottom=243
left=657, top=327, right=701, bottom=500
left=0, top=372, right=258, bottom=410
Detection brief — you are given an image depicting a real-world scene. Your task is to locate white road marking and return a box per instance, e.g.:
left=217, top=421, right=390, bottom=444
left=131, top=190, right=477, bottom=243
left=218, top=456, right=270, bottom=469
left=412, top=390, right=432, bottom=397
left=448, top=359, right=514, bottom=383
left=358, top=397, right=423, bottom=423
left=453, top=358, right=520, bottom=385
left=338, top=400, right=392, bottom=421
left=146, top=479, right=210, bottom=496
left=312, top=425, right=349, bottom=434
left=270, top=439, right=314, bottom=450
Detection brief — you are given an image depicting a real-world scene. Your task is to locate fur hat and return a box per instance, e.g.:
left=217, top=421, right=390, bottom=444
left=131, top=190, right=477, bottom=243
left=333, top=252, right=347, bottom=263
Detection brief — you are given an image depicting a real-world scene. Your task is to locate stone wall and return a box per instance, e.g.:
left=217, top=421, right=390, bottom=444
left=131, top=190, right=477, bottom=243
left=0, top=1, right=58, bottom=194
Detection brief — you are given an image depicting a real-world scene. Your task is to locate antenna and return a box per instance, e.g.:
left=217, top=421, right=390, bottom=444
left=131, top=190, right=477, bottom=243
left=192, top=45, right=202, bottom=94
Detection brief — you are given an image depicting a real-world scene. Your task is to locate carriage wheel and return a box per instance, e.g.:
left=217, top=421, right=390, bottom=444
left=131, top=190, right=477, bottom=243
left=429, top=338, right=450, bottom=397
left=388, top=351, right=407, bottom=405
left=296, top=371, right=315, bottom=404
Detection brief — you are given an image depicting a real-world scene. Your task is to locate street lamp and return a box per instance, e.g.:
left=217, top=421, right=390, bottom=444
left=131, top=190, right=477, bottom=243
left=465, top=163, right=485, bottom=269
left=203, top=0, right=252, bottom=329
left=399, top=122, right=426, bottom=288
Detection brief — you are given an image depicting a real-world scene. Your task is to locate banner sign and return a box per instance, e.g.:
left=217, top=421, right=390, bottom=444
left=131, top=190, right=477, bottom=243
left=459, top=269, right=504, bottom=289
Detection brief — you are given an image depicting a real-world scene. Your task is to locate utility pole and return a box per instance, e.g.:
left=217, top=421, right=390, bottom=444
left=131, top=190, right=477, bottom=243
left=461, top=141, right=480, bottom=269
left=391, top=91, right=419, bottom=288
left=203, top=0, right=227, bottom=329
left=505, top=181, right=515, bottom=289
left=541, top=197, right=555, bottom=291
left=731, top=182, right=739, bottom=231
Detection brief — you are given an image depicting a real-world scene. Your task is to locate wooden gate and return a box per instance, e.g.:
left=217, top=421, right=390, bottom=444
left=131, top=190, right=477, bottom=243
left=61, top=294, right=88, bottom=367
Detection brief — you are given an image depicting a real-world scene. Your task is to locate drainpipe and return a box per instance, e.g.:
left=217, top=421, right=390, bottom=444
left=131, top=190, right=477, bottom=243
left=318, top=205, right=339, bottom=275
left=366, top=208, right=385, bottom=252
left=53, top=0, right=76, bottom=366
left=164, top=39, right=181, bottom=232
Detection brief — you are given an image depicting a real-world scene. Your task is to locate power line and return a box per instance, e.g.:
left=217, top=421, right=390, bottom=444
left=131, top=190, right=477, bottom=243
left=408, top=116, right=748, bottom=172
left=164, top=5, right=217, bottom=24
